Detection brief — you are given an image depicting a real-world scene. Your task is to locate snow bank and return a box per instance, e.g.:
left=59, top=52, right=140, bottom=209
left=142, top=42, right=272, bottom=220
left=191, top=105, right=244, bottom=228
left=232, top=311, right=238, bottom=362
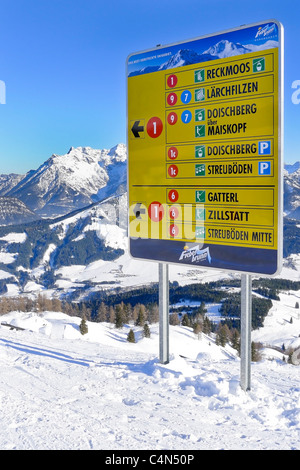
left=0, top=310, right=299, bottom=450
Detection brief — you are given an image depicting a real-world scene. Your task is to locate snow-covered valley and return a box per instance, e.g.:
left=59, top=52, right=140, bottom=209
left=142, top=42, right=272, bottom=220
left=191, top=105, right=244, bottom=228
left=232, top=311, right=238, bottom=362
left=0, top=284, right=299, bottom=451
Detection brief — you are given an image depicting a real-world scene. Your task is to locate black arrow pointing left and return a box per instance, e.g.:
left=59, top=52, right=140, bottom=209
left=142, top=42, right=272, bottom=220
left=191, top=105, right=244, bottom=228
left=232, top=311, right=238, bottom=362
left=133, top=203, right=146, bottom=219
left=131, top=120, right=144, bottom=138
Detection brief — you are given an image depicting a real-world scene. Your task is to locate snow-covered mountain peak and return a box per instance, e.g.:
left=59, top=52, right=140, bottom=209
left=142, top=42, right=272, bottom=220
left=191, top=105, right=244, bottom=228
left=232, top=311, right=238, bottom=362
left=203, top=40, right=251, bottom=58
left=162, top=49, right=201, bottom=68
left=158, top=48, right=215, bottom=71
left=5, top=144, right=127, bottom=218
left=31, top=147, right=107, bottom=193
left=55, top=144, right=127, bottom=166
left=108, top=143, right=127, bottom=162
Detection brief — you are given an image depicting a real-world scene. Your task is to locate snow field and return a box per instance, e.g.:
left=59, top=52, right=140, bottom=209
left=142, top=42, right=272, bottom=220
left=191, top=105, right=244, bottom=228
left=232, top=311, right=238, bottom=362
left=0, top=310, right=299, bottom=450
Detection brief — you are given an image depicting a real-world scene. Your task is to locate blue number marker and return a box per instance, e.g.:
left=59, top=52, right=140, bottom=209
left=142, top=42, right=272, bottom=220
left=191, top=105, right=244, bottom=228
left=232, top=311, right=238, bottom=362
left=181, top=90, right=192, bottom=104
left=181, top=110, right=192, bottom=123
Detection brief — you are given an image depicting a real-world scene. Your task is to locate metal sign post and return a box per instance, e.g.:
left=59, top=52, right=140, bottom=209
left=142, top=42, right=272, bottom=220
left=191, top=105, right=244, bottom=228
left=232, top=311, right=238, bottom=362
left=159, top=263, right=169, bottom=364
left=240, top=274, right=252, bottom=391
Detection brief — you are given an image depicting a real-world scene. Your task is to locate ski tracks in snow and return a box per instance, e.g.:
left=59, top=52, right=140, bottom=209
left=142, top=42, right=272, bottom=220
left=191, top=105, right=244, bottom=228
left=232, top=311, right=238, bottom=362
left=0, top=325, right=299, bottom=449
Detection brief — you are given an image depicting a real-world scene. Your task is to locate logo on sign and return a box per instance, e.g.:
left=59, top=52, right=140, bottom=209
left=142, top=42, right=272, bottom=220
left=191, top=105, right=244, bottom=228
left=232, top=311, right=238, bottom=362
left=255, top=23, right=276, bottom=39
left=179, top=245, right=211, bottom=264
left=258, top=161, right=271, bottom=175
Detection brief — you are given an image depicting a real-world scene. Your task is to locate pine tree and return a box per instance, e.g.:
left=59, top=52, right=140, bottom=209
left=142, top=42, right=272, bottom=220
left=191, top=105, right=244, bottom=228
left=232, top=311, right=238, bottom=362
left=109, top=305, right=115, bottom=324
left=115, top=304, right=125, bottom=329
left=79, top=315, right=88, bottom=335
left=25, top=297, right=34, bottom=313
left=127, top=329, right=136, bottom=343
left=132, top=304, right=139, bottom=324
left=181, top=313, right=190, bottom=327
left=216, top=324, right=230, bottom=347
left=148, top=304, right=159, bottom=323
left=80, top=304, right=91, bottom=321
left=169, top=312, right=180, bottom=325
left=36, top=294, right=46, bottom=312
left=143, top=322, right=151, bottom=338
left=251, top=341, right=262, bottom=362
left=43, top=297, right=53, bottom=311
left=135, top=304, right=146, bottom=326
left=62, top=301, right=71, bottom=316
left=16, top=296, right=26, bottom=312
left=124, top=303, right=133, bottom=323
left=52, top=298, right=62, bottom=312
left=193, top=322, right=202, bottom=339
left=96, top=302, right=108, bottom=322
left=202, top=315, right=212, bottom=334
left=231, top=329, right=240, bottom=353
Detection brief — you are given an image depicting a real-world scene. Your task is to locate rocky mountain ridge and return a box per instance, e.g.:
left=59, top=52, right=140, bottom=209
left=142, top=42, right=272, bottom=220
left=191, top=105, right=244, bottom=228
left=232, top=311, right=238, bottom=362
left=0, top=144, right=127, bottom=220
left=284, top=165, right=300, bottom=219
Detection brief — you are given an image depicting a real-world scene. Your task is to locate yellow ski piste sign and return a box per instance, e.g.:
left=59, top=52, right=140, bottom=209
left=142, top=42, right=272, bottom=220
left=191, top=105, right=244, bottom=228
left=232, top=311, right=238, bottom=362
left=127, top=20, right=283, bottom=275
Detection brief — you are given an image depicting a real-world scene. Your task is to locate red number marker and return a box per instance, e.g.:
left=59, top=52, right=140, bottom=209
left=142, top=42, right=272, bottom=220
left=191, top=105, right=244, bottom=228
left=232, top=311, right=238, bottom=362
left=168, top=164, right=178, bottom=178
left=169, top=224, right=179, bottom=237
left=167, top=112, right=177, bottom=125
left=147, top=117, right=163, bottom=138
left=169, top=206, right=179, bottom=220
left=168, top=147, right=178, bottom=160
left=168, top=189, right=179, bottom=202
left=167, top=92, right=177, bottom=106
left=167, top=74, right=178, bottom=88
left=148, top=201, right=164, bottom=222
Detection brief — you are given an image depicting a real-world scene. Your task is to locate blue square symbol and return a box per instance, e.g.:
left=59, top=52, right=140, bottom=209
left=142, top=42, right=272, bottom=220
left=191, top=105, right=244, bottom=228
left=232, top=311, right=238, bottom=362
left=258, top=161, right=271, bottom=175
left=258, top=141, right=271, bottom=155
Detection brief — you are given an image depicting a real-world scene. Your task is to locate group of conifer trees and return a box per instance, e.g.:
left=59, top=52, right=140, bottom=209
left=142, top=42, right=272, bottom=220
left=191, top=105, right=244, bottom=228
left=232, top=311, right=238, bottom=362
left=0, top=293, right=263, bottom=360
left=0, top=294, right=64, bottom=315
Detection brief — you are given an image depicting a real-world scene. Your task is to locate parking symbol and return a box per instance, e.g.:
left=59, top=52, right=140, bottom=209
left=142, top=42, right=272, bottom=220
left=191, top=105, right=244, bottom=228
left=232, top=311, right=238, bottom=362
left=258, top=161, right=271, bottom=175
left=258, top=141, right=271, bottom=155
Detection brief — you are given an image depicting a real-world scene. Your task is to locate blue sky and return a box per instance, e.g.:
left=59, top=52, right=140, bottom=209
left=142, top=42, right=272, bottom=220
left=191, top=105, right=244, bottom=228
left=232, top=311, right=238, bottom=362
left=0, top=0, right=299, bottom=173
